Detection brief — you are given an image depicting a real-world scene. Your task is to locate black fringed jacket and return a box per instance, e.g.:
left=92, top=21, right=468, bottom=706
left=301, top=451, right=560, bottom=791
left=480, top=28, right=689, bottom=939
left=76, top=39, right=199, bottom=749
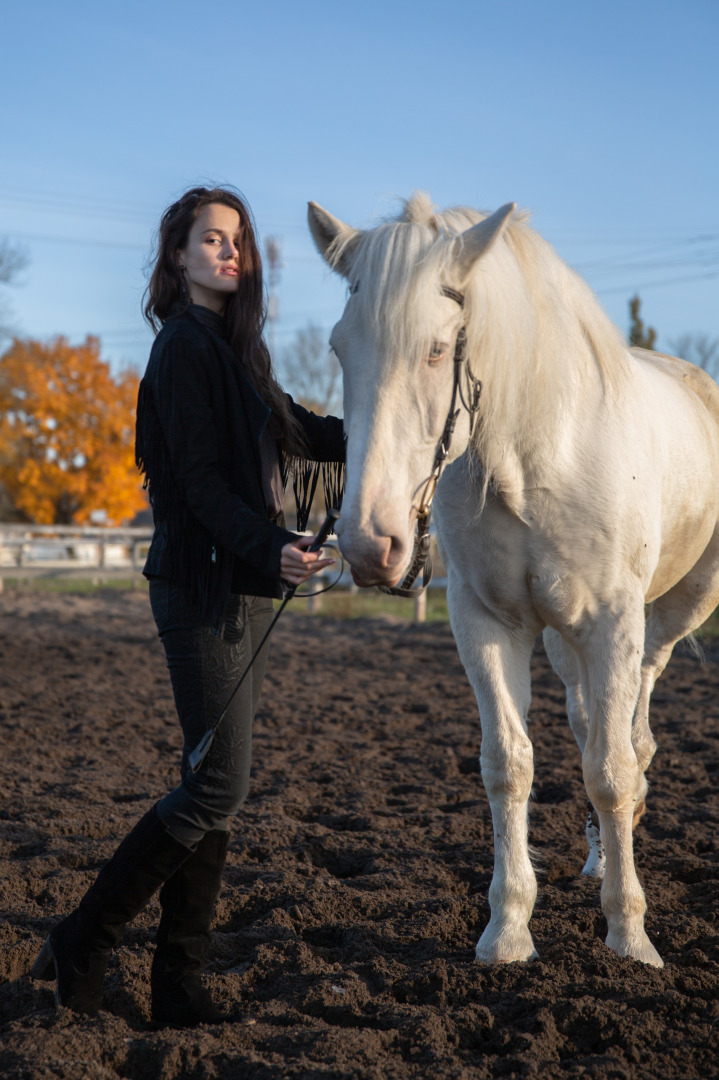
left=136, top=306, right=345, bottom=625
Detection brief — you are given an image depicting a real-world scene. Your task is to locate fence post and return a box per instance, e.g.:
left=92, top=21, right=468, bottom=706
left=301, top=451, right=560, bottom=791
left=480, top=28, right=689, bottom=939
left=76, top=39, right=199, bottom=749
left=414, top=590, right=427, bottom=623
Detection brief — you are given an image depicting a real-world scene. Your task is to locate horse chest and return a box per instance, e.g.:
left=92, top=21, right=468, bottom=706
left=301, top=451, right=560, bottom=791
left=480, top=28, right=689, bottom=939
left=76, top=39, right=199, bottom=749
left=436, top=500, right=538, bottom=627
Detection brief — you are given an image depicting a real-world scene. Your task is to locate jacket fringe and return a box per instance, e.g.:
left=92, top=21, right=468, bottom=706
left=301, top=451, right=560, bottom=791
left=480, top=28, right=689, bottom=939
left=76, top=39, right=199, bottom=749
left=282, top=457, right=345, bottom=532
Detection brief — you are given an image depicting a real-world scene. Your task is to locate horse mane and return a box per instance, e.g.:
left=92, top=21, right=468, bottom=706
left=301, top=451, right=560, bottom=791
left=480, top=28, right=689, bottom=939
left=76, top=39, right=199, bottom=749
left=328, top=192, right=631, bottom=484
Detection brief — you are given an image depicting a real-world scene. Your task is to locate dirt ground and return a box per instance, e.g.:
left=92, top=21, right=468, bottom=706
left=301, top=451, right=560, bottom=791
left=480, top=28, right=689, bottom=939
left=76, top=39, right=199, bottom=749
left=0, top=587, right=717, bottom=1080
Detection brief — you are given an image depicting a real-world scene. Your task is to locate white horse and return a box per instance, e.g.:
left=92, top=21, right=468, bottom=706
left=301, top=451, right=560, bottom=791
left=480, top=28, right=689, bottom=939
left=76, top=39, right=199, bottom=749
left=308, top=192, right=719, bottom=968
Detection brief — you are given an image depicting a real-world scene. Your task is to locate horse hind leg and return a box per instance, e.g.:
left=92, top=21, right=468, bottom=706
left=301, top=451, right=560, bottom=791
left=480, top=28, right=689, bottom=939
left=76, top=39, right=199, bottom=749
left=634, top=526, right=719, bottom=822
left=630, top=630, right=668, bottom=830
left=543, top=627, right=589, bottom=752
left=543, top=628, right=605, bottom=878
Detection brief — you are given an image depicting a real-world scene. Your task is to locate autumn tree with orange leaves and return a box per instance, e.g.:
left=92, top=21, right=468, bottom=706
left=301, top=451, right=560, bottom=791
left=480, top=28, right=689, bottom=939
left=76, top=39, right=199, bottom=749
left=0, top=335, right=146, bottom=525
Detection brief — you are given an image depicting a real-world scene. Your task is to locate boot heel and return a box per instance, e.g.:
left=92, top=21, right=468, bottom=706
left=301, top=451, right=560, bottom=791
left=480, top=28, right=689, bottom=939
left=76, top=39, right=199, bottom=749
left=31, top=937, right=56, bottom=981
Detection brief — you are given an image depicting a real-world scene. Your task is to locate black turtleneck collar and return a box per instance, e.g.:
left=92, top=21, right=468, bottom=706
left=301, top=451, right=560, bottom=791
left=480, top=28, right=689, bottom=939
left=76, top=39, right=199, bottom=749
left=186, top=302, right=229, bottom=341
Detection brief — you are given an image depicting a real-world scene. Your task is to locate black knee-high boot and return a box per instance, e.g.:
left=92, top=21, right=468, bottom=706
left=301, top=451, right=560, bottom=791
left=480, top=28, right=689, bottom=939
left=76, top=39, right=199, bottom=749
left=31, top=805, right=192, bottom=1015
left=151, top=828, right=229, bottom=1027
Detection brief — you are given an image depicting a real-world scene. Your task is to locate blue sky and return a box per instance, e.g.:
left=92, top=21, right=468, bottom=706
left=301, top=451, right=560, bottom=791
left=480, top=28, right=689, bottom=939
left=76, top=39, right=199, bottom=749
left=1, top=0, right=717, bottom=378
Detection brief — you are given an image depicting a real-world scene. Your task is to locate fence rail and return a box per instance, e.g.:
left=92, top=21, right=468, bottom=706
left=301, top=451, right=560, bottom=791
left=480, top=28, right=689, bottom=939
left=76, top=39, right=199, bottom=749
left=0, top=526, right=445, bottom=621
left=0, top=525, right=154, bottom=577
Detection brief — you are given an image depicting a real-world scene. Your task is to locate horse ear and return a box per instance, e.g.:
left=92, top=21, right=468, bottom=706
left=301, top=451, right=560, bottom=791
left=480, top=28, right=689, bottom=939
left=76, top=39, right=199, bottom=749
left=307, top=202, right=362, bottom=277
left=453, top=202, right=517, bottom=283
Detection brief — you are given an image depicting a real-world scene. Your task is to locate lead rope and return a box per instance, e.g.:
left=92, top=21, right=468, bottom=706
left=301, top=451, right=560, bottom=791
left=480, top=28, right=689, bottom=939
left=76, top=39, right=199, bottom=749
left=379, top=286, right=480, bottom=598
left=188, top=508, right=341, bottom=773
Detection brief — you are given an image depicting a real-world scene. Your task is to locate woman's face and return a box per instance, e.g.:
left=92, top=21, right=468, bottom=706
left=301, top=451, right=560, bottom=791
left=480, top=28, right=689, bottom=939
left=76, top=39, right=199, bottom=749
left=177, top=202, right=242, bottom=313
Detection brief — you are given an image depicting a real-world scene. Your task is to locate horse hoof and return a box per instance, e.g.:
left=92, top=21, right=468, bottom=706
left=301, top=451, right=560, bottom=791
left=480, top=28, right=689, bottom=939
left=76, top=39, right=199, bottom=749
left=475, top=945, right=539, bottom=965
left=606, top=931, right=664, bottom=968
left=30, top=938, right=56, bottom=981
left=475, top=925, right=538, bottom=965
left=581, top=850, right=606, bottom=878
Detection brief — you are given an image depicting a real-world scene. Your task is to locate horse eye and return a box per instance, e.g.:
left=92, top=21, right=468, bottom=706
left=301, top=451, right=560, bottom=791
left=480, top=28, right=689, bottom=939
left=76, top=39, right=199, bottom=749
left=427, top=342, right=446, bottom=365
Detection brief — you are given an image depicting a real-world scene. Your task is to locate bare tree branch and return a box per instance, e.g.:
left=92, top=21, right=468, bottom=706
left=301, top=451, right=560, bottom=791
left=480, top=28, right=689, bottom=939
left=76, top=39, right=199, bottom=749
left=669, top=333, right=719, bottom=380
left=0, top=240, right=28, bottom=285
left=280, top=322, right=342, bottom=415
left=0, top=240, right=28, bottom=342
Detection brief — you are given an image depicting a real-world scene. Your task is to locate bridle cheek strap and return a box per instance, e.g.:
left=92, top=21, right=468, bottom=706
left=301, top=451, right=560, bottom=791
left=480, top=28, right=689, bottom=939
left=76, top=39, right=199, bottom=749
left=379, top=287, right=481, bottom=598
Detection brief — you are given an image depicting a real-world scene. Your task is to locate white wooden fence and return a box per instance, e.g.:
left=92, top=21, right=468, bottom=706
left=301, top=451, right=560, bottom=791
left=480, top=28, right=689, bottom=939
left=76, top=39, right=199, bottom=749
left=0, top=525, right=444, bottom=621
left=0, top=525, right=154, bottom=581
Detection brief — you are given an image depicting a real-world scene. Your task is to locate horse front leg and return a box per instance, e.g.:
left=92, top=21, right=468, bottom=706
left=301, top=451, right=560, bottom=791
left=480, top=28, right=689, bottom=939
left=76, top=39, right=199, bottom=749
left=449, top=582, right=538, bottom=964
left=581, top=596, right=663, bottom=968
left=543, top=627, right=605, bottom=878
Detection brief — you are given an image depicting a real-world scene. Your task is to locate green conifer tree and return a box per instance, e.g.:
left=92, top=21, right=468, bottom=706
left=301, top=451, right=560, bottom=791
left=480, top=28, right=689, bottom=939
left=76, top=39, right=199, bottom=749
left=628, top=295, right=657, bottom=350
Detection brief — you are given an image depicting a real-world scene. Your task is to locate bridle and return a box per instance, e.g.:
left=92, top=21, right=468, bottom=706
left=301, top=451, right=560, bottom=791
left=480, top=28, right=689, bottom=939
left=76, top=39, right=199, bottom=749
left=379, top=285, right=482, bottom=598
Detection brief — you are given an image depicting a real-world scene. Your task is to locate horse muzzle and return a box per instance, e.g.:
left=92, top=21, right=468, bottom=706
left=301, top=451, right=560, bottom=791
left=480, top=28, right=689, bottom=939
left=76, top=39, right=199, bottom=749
left=338, top=528, right=410, bottom=589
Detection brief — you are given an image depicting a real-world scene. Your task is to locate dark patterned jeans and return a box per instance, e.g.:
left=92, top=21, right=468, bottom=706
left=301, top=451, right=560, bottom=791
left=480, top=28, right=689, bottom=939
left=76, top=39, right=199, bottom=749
left=149, top=579, right=274, bottom=847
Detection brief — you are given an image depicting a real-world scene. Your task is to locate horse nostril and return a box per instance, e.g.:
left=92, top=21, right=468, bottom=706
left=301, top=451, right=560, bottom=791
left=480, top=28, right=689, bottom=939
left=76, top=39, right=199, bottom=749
left=341, top=523, right=407, bottom=577
left=385, top=534, right=405, bottom=568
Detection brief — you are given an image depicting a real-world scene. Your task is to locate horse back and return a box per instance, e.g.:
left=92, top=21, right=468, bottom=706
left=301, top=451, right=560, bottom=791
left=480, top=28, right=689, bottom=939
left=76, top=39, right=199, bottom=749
left=631, top=348, right=719, bottom=428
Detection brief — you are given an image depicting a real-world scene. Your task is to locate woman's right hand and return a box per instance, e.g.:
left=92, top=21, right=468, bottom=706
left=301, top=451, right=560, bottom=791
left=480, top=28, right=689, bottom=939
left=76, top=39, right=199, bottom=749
left=280, top=535, right=336, bottom=587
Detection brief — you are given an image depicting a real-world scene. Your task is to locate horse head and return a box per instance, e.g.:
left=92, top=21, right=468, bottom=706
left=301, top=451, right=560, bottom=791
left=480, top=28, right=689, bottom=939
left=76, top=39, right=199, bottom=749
left=308, top=194, right=515, bottom=587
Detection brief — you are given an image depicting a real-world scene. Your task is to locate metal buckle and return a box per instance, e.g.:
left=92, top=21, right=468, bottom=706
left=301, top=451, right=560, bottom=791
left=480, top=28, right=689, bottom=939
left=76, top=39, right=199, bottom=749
left=418, top=474, right=438, bottom=512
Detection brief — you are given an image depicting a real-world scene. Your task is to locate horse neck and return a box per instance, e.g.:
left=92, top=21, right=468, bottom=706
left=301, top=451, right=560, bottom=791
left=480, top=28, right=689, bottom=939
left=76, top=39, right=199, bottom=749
left=464, top=236, right=629, bottom=494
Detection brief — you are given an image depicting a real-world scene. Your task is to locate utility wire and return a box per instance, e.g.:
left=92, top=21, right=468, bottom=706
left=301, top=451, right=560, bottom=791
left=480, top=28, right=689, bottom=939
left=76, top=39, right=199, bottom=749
left=0, top=187, right=308, bottom=233
left=6, top=226, right=717, bottom=280
left=577, top=236, right=719, bottom=275
left=3, top=187, right=718, bottom=275
left=0, top=230, right=328, bottom=264
left=596, top=269, right=719, bottom=295
left=3, top=231, right=146, bottom=251
left=3, top=184, right=718, bottom=240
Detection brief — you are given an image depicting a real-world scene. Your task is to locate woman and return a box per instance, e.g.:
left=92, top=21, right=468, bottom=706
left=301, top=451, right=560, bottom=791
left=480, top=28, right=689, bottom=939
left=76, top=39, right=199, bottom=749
left=32, top=186, right=345, bottom=1027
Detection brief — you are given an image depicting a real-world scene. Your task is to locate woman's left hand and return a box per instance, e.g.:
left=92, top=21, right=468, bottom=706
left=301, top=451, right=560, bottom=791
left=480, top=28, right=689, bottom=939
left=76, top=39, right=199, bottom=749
left=280, top=535, right=335, bottom=586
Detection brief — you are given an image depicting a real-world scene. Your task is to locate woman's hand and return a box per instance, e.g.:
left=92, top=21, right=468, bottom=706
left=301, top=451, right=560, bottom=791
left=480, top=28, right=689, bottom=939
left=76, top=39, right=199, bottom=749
left=280, top=534, right=336, bottom=587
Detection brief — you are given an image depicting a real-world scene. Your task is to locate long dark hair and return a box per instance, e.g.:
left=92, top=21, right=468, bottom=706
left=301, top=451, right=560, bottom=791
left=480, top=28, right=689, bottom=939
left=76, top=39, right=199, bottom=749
left=144, top=185, right=305, bottom=454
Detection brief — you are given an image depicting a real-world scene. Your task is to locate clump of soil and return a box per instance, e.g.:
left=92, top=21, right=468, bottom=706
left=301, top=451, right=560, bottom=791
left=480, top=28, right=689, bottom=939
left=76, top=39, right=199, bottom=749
left=0, top=588, right=717, bottom=1079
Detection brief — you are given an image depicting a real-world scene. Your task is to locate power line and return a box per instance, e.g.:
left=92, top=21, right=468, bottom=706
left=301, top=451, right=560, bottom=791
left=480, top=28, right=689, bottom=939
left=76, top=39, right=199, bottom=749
left=2, top=231, right=147, bottom=251
left=4, top=186, right=717, bottom=276
left=549, top=228, right=719, bottom=243
left=595, top=269, right=719, bottom=295
left=3, top=183, right=718, bottom=241
left=0, top=230, right=327, bottom=264
left=0, top=187, right=309, bottom=234
left=0, top=190, right=156, bottom=225
left=576, top=236, right=719, bottom=275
